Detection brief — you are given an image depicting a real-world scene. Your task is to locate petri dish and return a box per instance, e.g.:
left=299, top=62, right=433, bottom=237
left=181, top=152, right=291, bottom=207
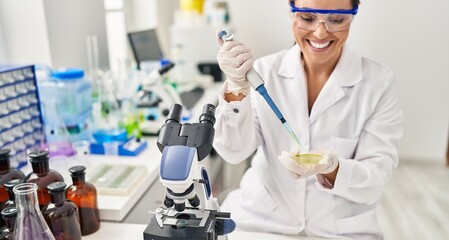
left=292, top=153, right=323, bottom=165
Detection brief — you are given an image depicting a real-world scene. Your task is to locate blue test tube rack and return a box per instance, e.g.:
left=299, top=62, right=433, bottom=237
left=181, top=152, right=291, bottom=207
left=0, top=65, right=45, bottom=168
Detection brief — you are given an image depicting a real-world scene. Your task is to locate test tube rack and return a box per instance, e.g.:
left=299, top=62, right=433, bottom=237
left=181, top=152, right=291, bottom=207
left=0, top=65, right=44, bottom=168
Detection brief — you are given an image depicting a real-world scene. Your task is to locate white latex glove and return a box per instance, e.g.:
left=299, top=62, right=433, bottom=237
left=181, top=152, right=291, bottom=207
left=217, top=40, right=253, bottom=96
left=278, top=148, right=339, bottom=179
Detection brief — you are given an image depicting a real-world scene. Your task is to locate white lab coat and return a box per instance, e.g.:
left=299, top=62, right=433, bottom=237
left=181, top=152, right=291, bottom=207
left=213, top=44, right=403, bottom=239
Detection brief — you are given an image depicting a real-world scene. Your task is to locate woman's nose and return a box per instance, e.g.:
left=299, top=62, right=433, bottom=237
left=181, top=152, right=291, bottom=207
left=313, top=22, right=329, bottom=39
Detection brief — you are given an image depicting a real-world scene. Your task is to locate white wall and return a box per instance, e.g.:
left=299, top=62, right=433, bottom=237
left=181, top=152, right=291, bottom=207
left=43, top=0, right=110, bottom=70
left=156, top=0, right=179, bottom=56
left=0, top=17, right=7, bottom=63
left=0, top=0, right=52, bottom=66
left=226, top=0, right=449, bottom=162
left=226, top=0, right=294, bottom=59
left=126, top=0, right=157, bottom=31
left=348, top=0, right=449, bottom=161
left=0, top=0, right=109, bottom=70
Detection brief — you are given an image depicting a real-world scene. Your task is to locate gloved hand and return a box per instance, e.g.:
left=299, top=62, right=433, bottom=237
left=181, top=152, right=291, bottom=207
left=217, top=39, right=254, bottom=96
left=278, top=148, right=339, bottom=179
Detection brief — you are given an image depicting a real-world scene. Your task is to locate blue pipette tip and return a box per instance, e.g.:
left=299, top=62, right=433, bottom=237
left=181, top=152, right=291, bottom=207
left=218, top=30, right=234, bottom=41
left=218, top=30, right=227, bottom=39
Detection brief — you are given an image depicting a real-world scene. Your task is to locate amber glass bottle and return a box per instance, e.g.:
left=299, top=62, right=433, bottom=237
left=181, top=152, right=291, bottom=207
left=0, top=179, right=24, bottom=228
left=2, top=179, right=25, bottom=209
left=43, top=182, right=81, bottom=240
left=0, top=207, right=17, bottom=239
left=26, top=151, right=64, bottom=210
left=65, top=166, right=100, bottom=235
left=0, top=149, right=25, bottom=205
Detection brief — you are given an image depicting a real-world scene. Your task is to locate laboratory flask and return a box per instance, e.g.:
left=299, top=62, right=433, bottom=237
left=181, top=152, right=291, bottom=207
left=12, top=183, right=55, bottom=240
left=26, top=151, right=64, bottom=210
left=66, top=166, right=100, bottom=235
left=43, top=182, right=81, bottom=240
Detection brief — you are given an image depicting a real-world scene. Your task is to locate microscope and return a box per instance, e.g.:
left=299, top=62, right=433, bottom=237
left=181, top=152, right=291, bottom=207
left=143, top=103, right=235, bottom=240
left=137, top=62, right=183, bottom=135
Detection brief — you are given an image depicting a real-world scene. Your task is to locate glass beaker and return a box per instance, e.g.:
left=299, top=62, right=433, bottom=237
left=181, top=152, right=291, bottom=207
left=12, top=183, right=55, bottom=240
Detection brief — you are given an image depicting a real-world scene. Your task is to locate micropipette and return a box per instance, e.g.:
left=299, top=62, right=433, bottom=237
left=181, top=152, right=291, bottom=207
left=218, top=30, right=303, bottom=148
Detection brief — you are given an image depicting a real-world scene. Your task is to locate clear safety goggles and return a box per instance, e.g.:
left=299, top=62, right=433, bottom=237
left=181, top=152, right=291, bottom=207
left=290, top=1, right=358, bottom=33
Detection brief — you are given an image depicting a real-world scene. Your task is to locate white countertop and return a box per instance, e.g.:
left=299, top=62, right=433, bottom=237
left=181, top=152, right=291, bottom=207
left=83, top=222, right=327, bottom=240
left=87, top=138, right=161, bottom=221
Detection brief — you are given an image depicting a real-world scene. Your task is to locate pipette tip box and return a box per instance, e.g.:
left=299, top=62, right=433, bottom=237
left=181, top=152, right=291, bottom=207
left=89, top=137, right=148, bottom=156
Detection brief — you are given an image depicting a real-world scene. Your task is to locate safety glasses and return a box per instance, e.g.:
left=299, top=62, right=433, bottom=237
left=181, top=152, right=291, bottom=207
left=290, top=1, right=358, bottom=32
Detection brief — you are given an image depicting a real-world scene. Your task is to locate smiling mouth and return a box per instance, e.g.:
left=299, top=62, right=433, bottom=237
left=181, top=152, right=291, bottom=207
left=308, top=40, right=333, bottom=50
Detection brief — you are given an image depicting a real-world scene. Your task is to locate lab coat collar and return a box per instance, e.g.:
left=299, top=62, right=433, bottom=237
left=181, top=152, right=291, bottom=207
left=277, top=43, right=363, bottom=87
left=277, top=43, right=364, bottom=125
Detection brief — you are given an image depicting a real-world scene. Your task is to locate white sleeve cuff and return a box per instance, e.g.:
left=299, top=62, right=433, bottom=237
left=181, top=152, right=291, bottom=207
left=315, top=157, right=353, bottom=193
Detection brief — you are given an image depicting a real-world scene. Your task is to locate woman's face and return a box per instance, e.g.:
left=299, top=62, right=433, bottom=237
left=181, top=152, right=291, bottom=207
left=291, top=0, right=354, bottom=66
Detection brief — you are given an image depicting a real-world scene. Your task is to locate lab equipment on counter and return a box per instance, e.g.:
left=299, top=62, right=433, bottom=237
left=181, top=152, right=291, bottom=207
left=43, top=182, right=82, bottom=240
left=90, top=125, right=147, bottom=157
left=137, top=62, right=182, bottom=135
left=203, top=0, right=230, bottom=28
left=1, top=207, right=17, bottom=239
left=85, top=164, right=147, bottom=196
left=0, top=149, right=26, bottom=204
left=218, top=31, right=303, bottom=149
left=26, top=151, right=64, bottom=210
left=38, top=68, right=92, bottom=144
left=12, top=183, right=56, bottom=240
left=0, top=65, right=45, bottom=168
left=66, top=166, right=100, bottom=235
left=143, top=103, right=235, bottom=240
left=169, top=25, right=218, bottom=91
left=127, top=29, right=164, bottom=71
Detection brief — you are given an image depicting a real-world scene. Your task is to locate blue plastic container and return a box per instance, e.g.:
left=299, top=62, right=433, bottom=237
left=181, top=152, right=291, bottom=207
left=38, top=68, right=92, bottom=142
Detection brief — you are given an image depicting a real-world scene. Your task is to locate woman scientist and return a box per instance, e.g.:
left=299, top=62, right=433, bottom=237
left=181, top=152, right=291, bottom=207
left=213, top=0, right=403, bottom=239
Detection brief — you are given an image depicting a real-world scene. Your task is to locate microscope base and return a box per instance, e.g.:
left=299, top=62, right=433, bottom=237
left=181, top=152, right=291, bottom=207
left=143, top=208, right=232, bottom=240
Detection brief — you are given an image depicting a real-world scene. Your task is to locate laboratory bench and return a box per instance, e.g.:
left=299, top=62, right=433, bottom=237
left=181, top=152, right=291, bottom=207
left=84, top=222, right=327, bottom=240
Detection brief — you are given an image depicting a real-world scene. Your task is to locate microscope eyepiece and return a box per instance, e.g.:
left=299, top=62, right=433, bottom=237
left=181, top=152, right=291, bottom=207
left=199, top=104, right=216, bottom=125
left=166, top=104, right=183, bottom=123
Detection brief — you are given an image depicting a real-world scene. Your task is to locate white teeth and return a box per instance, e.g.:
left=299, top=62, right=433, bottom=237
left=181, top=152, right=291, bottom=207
left=309, top=41, right=331, bottom=49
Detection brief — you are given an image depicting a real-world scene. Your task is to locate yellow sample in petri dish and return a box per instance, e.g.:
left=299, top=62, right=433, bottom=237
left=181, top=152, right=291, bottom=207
left=291, top=153, right=323, bottom=165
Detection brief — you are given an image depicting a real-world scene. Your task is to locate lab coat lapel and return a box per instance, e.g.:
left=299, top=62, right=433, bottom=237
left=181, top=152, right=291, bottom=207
left=309, top=45, right=363, bottom=124
left=278, top=45, right=310, bottom=151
